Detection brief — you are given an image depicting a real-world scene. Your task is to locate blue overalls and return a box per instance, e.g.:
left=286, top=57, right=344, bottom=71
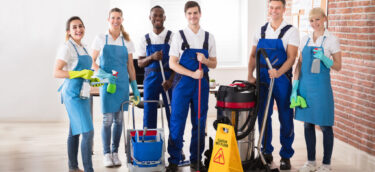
left=296, top=36, right=334, bottom=126
left=143, top=30, right=173, bottom=129
left=168, top=30, right=210, bottom=165
left=60, top=40, right=94, bottom=136
left=99, top=35, right=129, bottom=113
left=256, top=23, right=295, bottom=158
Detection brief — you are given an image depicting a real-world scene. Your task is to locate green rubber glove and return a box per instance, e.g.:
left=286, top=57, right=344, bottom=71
left=130, top=80, right=140, bottom=105
left=69, top=69, right=93, bottom=80
left=313, top=48, right=333, bottom=68
left=290, top=80, right=299, bottom=103
left=290, top=96, right=307, bottom=109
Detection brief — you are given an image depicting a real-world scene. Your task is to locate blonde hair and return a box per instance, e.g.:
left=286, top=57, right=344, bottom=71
left=309, top=7, right=327, bottom=20
left=109, top=8, right=130, bottom=41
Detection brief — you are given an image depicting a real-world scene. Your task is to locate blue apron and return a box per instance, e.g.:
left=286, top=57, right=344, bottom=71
left=256, top=22, right=294, bottom=158
left=60, top=40, right=93, bottom=135
left=168, top=30, right=210, bottom=164
left=295, top=36, right=334, bottom=126
left=99, top=35, right=129, bottom=113
left=143, top=30, right=173, bottom=129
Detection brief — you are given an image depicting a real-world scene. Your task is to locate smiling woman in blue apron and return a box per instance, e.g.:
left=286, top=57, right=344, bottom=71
left=91, top=8, right=140, bottom=168
left=291, top=8, right=342, bottom=172
left=54, top=16, right=95, bottom=172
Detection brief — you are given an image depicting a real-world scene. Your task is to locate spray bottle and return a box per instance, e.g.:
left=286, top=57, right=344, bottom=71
left=311, top=48, right=321, bottom=73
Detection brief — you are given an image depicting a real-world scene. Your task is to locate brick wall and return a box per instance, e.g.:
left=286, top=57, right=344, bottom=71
left=327, top=0, right=375, bottom=156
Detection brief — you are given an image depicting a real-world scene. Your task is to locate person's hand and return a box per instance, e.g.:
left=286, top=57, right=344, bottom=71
left=97, top=68, right=116, bottom=83
left=162, top=80, right=173, bottom=91
left=151, top=50, right=163, bottom=61
left=69, top=69, right=94, bottom=80
left=196, top=52, right=207, bottom=64
left=248, top=75, right=256, bottom=84
left=313, top=48, right=333, bottom=68
left=268, top=69, right=280, bottom=78
left=191, top=69, right=203, bottom=79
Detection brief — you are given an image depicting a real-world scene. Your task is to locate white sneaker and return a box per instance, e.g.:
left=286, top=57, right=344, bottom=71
left=112, top=152, right=122, bottom=166
left=316, top=165, right=331, bottom=172
left=299, top=162, right=317, bottom=172
left=103, top=153, right=114, bottom=167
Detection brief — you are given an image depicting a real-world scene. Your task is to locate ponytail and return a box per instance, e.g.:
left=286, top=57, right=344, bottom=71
left=120, top=24, right=130, bottom=41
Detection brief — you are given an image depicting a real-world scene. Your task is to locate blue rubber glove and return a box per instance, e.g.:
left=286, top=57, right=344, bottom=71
left=97, top=68, right=116, bottom=83
left=97, top=68, right=117, bottom=93
left=313, top=48, right=333, bottom=68
left=130, top=80, right=140, bottom=105
left=290, top=80, right=299, bottom=103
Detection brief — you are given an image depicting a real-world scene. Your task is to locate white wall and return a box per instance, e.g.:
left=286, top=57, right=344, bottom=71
left=0, top=0, right=266, bottom=121
left=0, top=0, right=109, bottom=121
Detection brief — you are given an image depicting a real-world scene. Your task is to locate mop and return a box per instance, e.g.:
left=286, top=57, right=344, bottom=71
left=158, top=60, right=171, bottom=111
left=197, top=61, right=202, bottom=172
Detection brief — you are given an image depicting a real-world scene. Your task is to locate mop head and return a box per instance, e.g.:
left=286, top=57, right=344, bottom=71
left=246, top=156, right=280, bottom=172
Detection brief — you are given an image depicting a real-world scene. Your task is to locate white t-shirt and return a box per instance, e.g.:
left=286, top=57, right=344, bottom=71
left=253, top=20, right=300, bottom=50
left=137, top=29, right=174, bottom=57
left=299, top=30, right=341, bottom=58
left=169, top=27, right=216, bottom=59
left=91, top=31, right=135, bottom=57
left=56, top=38, right=89, bottom=71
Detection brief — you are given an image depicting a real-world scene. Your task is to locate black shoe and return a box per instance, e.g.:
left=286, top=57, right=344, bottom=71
left=263, top=153, right=273, bottom=164
left=166, top=163, right=178, bottom=172
left=280, top=158, right=291, bottom=170
left=190, top=161, right=207, bottom=172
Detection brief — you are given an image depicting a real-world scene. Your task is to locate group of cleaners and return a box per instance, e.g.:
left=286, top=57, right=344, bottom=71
left=53, top=0, right=341, bottom=172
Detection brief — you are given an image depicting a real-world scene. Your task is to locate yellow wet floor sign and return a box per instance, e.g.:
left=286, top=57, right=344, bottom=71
left=208, top=123, right=243, bottom=172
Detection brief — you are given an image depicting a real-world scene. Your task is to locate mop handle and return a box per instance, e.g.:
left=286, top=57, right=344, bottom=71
left=197, top=62, right=202, bottom=172
left=256, top=56, right=274, bottom=165
left=159, top=61, right=171, bottom=108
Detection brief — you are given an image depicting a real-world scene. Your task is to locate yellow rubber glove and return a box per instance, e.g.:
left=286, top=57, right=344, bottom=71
left=69, top=69, right=94, bottom=80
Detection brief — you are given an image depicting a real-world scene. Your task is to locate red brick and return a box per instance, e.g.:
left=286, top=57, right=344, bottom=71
left=350, top=27, right=370, bottom=33
left=352, top=7, right=364, bottom=13
left=350, top=14, right=368, bottom=20
left=364, top=6, right=375, bottom=13
left=347, top=21, right=368, bottom=26
left=346, top=34, right=370, bottom=40
left=367, top=21, right=375, bottom=26
left=352, top=1, right=371, bottom=7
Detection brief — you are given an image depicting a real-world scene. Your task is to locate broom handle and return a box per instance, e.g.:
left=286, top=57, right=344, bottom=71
left=197, top=62, right=202, bottom=172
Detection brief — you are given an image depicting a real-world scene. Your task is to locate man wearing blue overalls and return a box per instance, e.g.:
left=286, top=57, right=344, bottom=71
left=247, top=0, right=299, bottom=170
left=166, top=1, right=217, bottom=171
left=137, top=5, right=174, bottom=129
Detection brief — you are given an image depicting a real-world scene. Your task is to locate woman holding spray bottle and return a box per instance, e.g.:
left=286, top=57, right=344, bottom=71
left=291, top=8, right=342, bottom=172
left=91, top=7, right=140, bottom=167
left=54, top=16, right=96, bottom=172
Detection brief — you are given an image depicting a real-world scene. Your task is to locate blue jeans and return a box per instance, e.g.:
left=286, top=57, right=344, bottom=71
left=304, top=122, right=334, bottom=165
left=68, top=127, right=94, bottom=172
left=102, top=111, right=123, bottom=154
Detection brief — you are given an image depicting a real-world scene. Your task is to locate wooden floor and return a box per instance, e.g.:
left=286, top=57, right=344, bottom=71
left=1, top=109, right=374, bottom=172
